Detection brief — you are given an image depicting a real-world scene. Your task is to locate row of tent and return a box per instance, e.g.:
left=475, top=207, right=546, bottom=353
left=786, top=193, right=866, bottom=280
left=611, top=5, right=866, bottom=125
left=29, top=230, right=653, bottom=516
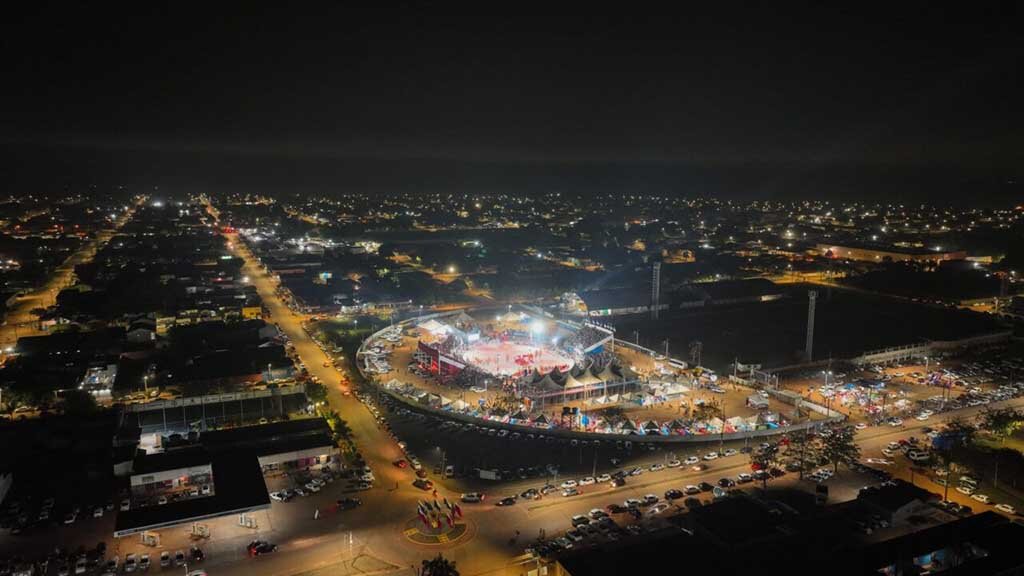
left=527, top=358, right=636, bottom=392
left=382, top=378, right=782, bottom=435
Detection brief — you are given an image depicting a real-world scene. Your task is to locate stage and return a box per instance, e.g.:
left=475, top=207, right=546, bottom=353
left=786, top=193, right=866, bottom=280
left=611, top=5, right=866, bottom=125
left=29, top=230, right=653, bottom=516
left=458, top=340, right=575, bottom=377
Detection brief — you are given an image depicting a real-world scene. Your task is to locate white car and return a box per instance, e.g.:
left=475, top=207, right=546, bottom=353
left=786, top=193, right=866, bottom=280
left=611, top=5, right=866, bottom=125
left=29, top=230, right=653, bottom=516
left=889, top=419, right=903, bottom=427
left=596, top=474, right=612, bottom=483
left=579, top=477, right=595, bottom=486
left=648, top=502, right=671, bottom=515
left=955, top=485, right=975, bottom=496
left=855, top=423, right=868, bottom=430
left=305, top=482, right=321, bottom=493
left=684, top=456, right=700, bottom=465
left=93, top=507, right=103, bottom=518
left=970, top=493, right=990, bottom=504
left=460, top=493, right=485, bottom=503
left=139, top=555, right=150, bottom=571
left=722, top=449, right=738, bottom=457
left=649, top=463, right=665, bottom=472
left=865, top=458, right=893, bottom=465
left=995, top=503, right=1017, bottom=515
left=907, top=450, right=931, bottom=462
left=703, top=452, right=719, bottom=461
left=125, top=555, right=137, bottom=573
left=560, top=480, right=578, bottom=489
left=915, top=413, right=930, bottom=421
left=75, top=559, right=87, bottom=575
left=666, top=459, right=681, bottom=468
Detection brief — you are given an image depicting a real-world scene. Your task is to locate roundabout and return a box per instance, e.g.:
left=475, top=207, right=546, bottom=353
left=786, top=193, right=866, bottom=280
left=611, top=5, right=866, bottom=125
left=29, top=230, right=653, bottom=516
left=401, top=514, right=471, bottom=546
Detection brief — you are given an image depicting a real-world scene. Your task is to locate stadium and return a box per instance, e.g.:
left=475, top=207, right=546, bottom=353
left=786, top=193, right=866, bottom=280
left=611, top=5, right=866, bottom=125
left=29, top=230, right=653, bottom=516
left=355, top=306, right=833, bottom=440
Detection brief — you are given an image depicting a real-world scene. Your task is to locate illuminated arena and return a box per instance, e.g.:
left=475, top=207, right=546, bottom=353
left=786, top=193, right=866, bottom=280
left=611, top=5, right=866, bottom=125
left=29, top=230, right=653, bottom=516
left=412, top=309, right=609, bottom=384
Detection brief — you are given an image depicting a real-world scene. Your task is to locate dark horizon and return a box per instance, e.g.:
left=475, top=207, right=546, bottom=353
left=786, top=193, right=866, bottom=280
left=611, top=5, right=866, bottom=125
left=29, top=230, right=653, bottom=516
left=1, top=3, right=1021, bottom=203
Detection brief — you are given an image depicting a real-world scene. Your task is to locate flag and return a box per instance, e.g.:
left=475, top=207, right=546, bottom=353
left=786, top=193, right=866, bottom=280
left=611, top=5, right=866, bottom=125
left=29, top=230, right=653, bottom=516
left=432, top=500, right=441, bottom=511
left=443, top=497, right=452, bottom=510
left=453, top=503, right=462, bottom=518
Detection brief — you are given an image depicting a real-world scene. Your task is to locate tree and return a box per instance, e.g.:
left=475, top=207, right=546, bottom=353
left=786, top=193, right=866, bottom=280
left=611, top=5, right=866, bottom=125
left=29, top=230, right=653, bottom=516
left=306, top=380, right=328, bottom=404
left=750, top=443, right=779, bottom=489
left=1, top=390, right=23, bottom=420
left=421, top=554, right=458, bottom=576
left=978, top=407, right=1024, bottom=443
left=62, top=389, right=98, bottom=416
left=938, top=417, right=977, bottom=457
left=786, top=428, right=812, bottom=479
left=820, top=425, right=860, bottom=472
left=692, top=399, right=723, bottom=423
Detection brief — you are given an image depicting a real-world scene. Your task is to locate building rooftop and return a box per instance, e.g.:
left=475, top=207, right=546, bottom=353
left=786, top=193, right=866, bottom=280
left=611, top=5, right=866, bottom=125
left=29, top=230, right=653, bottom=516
left=857, top=479, right=937, bottom=513
left=132, top=446, right=211, bottom=476
left=115, top=451, right=269, bottom=537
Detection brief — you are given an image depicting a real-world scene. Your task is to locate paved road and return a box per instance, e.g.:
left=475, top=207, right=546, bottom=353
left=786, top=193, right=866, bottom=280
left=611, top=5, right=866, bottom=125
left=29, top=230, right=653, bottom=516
left=208, top=218, right=1024, bottom=576
left=224, top=233, right=530, bottom=576
left=1, top=204, right=139, bottom=347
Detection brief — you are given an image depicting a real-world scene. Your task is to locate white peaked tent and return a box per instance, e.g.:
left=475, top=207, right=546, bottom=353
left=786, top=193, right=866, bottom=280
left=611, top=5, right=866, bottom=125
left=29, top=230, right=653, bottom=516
left=535, top=373, right=562, bottom=392
left=596, top=363, right=620, bottom=382
left=451, top=399, right=470, bottom=411
left=563, top=372, right=586, bottom=390
left=419, top=319, right=449, bottom=335
left=576, top=368, right=602, bottom=386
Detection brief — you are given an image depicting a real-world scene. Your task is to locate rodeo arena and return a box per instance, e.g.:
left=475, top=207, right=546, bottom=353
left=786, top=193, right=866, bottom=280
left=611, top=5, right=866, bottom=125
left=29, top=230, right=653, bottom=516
left=357, top=308, right=838, bottom=441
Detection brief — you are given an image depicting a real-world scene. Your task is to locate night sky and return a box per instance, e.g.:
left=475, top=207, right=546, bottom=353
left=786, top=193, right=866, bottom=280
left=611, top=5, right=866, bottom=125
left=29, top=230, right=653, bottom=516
left=1, top=3, right=1021, bottom=202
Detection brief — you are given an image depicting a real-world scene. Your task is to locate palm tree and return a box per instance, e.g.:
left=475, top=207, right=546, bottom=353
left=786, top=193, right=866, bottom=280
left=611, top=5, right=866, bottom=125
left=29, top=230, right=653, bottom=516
left=421, top=554, right=458, bottom=576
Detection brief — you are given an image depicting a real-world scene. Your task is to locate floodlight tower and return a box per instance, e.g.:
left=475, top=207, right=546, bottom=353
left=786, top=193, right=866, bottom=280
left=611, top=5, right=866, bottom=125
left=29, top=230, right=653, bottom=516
left=805, top=290, right=817, bottom=362
left=651, top=261, right=662, bottom=320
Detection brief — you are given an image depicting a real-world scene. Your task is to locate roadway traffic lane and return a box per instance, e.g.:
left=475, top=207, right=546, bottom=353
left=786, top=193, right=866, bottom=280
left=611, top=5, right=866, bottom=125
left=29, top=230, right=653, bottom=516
left=225, top=234, right=526, bottom=575
left=222, top=226, right=1024, bottom=574
left=1, top=206, right=139, bottom=346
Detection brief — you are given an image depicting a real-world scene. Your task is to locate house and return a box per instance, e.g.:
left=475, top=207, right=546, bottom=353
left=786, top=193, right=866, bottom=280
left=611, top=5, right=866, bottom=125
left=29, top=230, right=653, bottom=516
left=857, top=480, right=939, bottom=526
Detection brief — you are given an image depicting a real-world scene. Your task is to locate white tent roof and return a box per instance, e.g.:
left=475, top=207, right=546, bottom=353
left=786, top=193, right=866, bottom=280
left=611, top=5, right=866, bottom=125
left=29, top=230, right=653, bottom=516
left=419, top=319, right=449, bottom=335
left=563, top=372, right=586, bottom=389
left=451, top=399, right=470, bottom=411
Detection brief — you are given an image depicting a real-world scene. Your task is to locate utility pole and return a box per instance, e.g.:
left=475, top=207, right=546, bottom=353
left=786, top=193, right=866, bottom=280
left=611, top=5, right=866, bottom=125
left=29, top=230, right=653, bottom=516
left=690, top=341, right=702, bottom=368
left=651, top=262, right=661, bottom=320
left=663, top=339, right=669, bottom=357
left=805, top=290, right=817, bottom=362
left=633, top=330, right=639, bottom=346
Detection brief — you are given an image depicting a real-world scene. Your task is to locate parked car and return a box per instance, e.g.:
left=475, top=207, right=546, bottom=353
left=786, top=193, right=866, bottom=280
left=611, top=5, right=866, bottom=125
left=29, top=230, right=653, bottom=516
left=246, top=541, right=277, bottom=557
